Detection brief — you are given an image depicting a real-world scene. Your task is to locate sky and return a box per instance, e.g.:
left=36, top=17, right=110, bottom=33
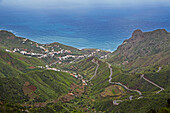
left=0, top=0, right=170, bottom=10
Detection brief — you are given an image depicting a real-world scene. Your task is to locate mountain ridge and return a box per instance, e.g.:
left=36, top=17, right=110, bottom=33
left=107, top=28, right=170, bottom=72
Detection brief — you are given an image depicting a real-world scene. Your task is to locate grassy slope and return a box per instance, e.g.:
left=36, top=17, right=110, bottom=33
left=107, top=29, right=170, bottom=72
left=61, top=57, right=97, bottom=77
left=65, top=57, right=111, bottom=95
left=69, top=55, right=170, bottom=112
left=0, top=77, right=29, bottom=103
left=0, top=70, right=78, bottom=103
left=19, top=70, right=78, bottom=101
left=0, top=60, right=21, bottom=77
left=90, top=61, right=110, bottom=96
left=92, top=29, right=170, bottom=112
left=0, top=48, right=45, bottom=75
left=94, top=65, right=170, bottom=112
left=95, top=30, right=170, bottom=112
left=111, top=93, right=170, bottom=113
left=0, top=48, right=78, bottom=103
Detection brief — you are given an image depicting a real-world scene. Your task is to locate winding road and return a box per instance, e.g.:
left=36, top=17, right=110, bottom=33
left=88, top=60, right=99, bottom=81
left=113, top=100, right=123, bottom=105
left=107, top=62, right=142, bottom=105
left=107, top=63, right=142, bottom=95
left=157, top=67, right=162, bottom=72
left=140, top=74, right=164, bottom=94
left=110, top=64, right=164, bottom=105
left=129, top=96, right=133, bottom=101
left=44, top=59, right=164, bottom=106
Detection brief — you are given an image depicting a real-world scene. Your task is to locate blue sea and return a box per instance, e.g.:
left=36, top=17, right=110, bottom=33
left=0, top=5, right=170, bottom=51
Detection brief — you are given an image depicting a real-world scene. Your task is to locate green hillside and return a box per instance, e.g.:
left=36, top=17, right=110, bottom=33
left=0, top=29, right=169, bottom=112
left=20, top=70, right=78, bottom=101
left=0, top=48, right=45, bottom=73
left=0, top=61, right=21, bottom=77
left=0, top=70, right=79, bottom=103
left=95, top=65, right=170, bottom=112
left=65, top=55, right=170, bottom=112
left=0, top=47, right=79, bottom=105
left=63, top=57, right=111, bottom=95
left=63, top=57, right=97, bottom=76
left=107, top=29, right=170, bottom=72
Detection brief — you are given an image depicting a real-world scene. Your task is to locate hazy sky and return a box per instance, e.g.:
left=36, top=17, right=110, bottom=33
left=0, top=0, right=170, bottom=9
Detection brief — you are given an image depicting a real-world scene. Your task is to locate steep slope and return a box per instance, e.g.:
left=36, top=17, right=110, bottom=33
left=0, top=77, right=29, bottom=103
left=93, top=64, right=170, bottom=113
left=0, top=48, right=45, bottom=74
left=0, top=70, right=79, bottom=103
left=0, top=48, right=79, bottom=104
left=93, top=29, right=170, bottom=112
left=66, top=57, right=127, bottom=98
left=108, top=29, right=170, bottom=71
left=0, top=61, right=21, bottom=77
left=63, top=57, right=97, bottom=76
left=67, top=55, right=170, bottom=112
left=19, top=70, right=78, bottom=101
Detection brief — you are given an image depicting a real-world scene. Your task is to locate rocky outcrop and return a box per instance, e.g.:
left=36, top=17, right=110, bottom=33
left=131, top=29, right=144, bottom=40
left=117, top=29, right=144, bottom=51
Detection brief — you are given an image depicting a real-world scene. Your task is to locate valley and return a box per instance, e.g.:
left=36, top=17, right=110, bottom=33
left=0, top=29, right=170, bottom=113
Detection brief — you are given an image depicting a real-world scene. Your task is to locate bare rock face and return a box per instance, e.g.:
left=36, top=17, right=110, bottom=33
left=131, top=29, right=144, bottom=40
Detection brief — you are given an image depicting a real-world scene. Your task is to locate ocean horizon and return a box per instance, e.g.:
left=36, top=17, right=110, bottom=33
left=0, top=5, right=170, bottom=51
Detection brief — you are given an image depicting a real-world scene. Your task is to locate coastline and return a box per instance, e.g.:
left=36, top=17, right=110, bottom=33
left=1, top=28, right=168, bottom=53
left=0, top=29, right=113, bottom=52
left=0, top=28, right=114, bottom=52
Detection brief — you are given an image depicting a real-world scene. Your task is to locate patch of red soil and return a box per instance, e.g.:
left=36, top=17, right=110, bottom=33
left=27, top=85, right=37, bottom=91
left=29, top=66, right=35, bottom=69
left=7, top=62, right=11, bottom=65
left=23, top=81, right=38, bottom=100
left=24, top=81, right=30, bottom=86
